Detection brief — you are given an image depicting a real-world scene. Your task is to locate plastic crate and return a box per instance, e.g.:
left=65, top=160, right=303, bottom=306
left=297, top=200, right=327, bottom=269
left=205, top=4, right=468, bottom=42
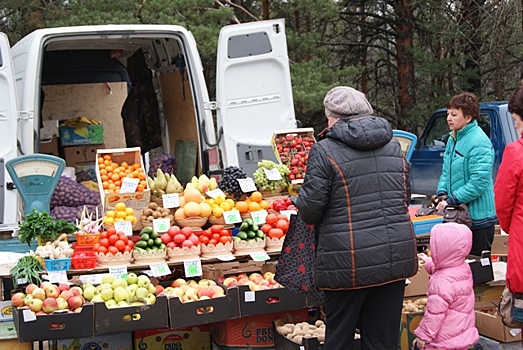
left=44, top=257, right=71, bottom=271
left=72, top=242, right=94, bottom=253
left=411, top=215, right=444, bottom=235
left=75, top=232, right=100, bottom=246
left=71, top=252, right=97, bottom=270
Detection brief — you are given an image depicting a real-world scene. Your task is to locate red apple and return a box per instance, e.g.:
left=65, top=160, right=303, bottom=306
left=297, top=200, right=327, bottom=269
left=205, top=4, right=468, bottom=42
left=25, top=283, right=38, bottom=295
left=197, top=288, right=214, bottom=299
left=59, top=290, right=74, bottom=301
left=45, top=284, right=60, bottom=298
left=68, top=295, right=85, bottom=309
left=32, top=287, right=46, bottom=301
left=171, top=278, right=187, bottom=288
left=155, top=284, right=164, bottom=294
left=42, top=297, right=59, bottom=313
left=69, top=286, right=83, bottom=296
left=11, top=292, right=25, bottom=307
left=58, top=283, right=70, bottom=292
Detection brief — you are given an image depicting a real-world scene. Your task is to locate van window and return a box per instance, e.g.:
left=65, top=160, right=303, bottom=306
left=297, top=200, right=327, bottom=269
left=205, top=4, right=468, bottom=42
left=424, top=112, right=490, bottom=147
left=228, top=32, right=272, bottom=59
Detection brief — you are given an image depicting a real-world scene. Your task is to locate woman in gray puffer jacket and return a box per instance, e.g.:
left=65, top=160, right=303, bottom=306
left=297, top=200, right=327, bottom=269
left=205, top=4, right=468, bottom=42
left=295, top=86, right=418, bottom=350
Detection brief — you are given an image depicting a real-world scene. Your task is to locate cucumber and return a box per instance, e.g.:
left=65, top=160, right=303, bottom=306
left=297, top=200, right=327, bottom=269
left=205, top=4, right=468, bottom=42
left=133, top=246, right=145, bottom=252
left=237, top=231, right=248, bottom=240
left=150, top=231, right=158, bottom=239
left=257, top=230, right=265, bottom=238
left=147, top=238, right=155, bottom=247
left=154, top=237, right=162, bottom=246
left=140, top=227, right=153, bottom=235
left=140, top=233, right=150, bottom=241
left=247, top=230, right=256, bottom=239
left=135, top=240, right=148, bottom=249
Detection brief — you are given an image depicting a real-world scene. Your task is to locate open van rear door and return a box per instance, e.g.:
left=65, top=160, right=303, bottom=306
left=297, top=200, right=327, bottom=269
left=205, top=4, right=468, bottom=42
left=215, top=19, right=296, bottom=176
left=0, top=33, right=20, bottom=230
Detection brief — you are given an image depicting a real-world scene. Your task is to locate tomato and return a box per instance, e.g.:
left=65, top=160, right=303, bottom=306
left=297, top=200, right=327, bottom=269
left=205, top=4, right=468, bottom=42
left=276, top=214, right=288, bottom=221
left=211, top=233, right=221, bottom=242
left=118, top=233, right=129, bottom=244
left=108, top=246, right=119, bottom=255
left=268, top=228, right=284, bottom=239
left=124, top=245, right=133, bottom=253
left=108, top=235, right=119, bottom=246
left=211, top=224, right=224, bottom=234
left=220, top=229, right=231, bottom=237
left=261, top=224, right=272, bottom=234
left=114, top=240, right=126, bottom=252
left=199, top=236, right=210, bottom=245
left=99, top=238, right=110, bottom=248
left=93, top=243, right=101, bottom=251
left=219, top=235, right=231, bottom=244
left=266, top=213, right=278, bottom=225
left=99, top=231, right=108, bottom=240
left=126, top=240, right=134, bottom=249
left=208, top=238, right=218, bottom=246
left=97, top=245, right=108, bottom=254
left=106, top=227, right=117, bottom=236
left=276, top=219, right=289, bottom=233
left=203, top=228, right=213, bottom=239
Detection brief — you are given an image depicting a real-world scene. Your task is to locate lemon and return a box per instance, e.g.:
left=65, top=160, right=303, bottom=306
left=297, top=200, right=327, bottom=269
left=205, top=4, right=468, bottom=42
left=125, top=215, right=137, bottom=224
left=116, top=211, right=127, bottom=219
left=213, top=207, right=224, bottom=218
left=219, top=202, right=230, bottom=211
left=226, top=199, right=235, bottom=208
left=215, top=196, right=225, bottom=205
left=105, top=210, right=116, bottom=218
left=103, top=216, right=115, bottom=225
left=115, top=202, right=127, bottom=212
left=125, top=207, right=134, bottom=216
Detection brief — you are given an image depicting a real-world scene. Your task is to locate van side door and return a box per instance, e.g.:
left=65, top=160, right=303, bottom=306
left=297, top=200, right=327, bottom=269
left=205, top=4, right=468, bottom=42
left=0, top=33, right=20, bottom=229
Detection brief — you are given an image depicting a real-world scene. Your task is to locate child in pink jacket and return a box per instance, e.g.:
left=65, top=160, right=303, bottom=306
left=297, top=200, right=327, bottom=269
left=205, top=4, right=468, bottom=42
left=413, top=223, right=479, bottom=350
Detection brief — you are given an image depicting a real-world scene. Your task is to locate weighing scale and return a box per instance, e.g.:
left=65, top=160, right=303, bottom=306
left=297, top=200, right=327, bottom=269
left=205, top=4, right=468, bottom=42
left=5, top=154, right=65, bottom=216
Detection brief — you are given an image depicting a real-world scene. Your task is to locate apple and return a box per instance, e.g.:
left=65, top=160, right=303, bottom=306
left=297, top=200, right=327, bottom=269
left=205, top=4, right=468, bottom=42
left=249, top=273, right=263, bottom=282
left=112, top=278, right=128, bottom=290
left=58, top=283, right=70, bottom=292
left=101, top=274, right=115, bottom=285
left=197, top=288, right=214, bottom=299
left=105, top=299, right=117, bottom=308
left=136, top=287, right=149, bottom=299
left=144, top=294, right=156, bottom=305
left=167, top=225, right=181, bottom=237
left=23, top=294, right=34, bottom=306
left=42, top=297, right=59, bottom=313
left=32, top=287, right=46, bottom=300
left=91, top=294, right=105, bottom=303
left=216, top=276, right=225, bottom=284
left=68, top=295, right=85, bottom=309
left=181, top=226, right=193, bottom=238
left=45, top=284, right=60, bottom=298
left=70, top=286, right=83, bottom=296
left=28, top=298, right=43, bottom=312
left=100, top=288, right=114, bottom=301
left=113, top=287, right=129, bottom=303
left=11, top=292, right=25, bottom=307
left=223, top=277, right=238, bottom=288
left=25, top=283, right=38, bottom=294
left=137, top=275, right=151, bottom=289
left=83, top=285, right=97, bottom=302
left=117, top=301, right=129, bottom=307
left=59, top=290, right=74, bottom=301
left=172, top=287, right=185, bottom=298
left=40, top=281, right=53, bottom=290
left=211, top=285, right=225, bottom=297
left=56, top=297, right=69, bottom=310
left=35, top=310, right=47, bottom=316
left=126, top=272, right=138, bottom=285
left=155, top=284, right=164, bottom=295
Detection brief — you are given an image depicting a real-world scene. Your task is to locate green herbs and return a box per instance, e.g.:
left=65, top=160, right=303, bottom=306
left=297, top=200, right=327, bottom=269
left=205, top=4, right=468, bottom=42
left=10, top=255, right=44, bottom=288
left=18, top=209, right=77, bottom=246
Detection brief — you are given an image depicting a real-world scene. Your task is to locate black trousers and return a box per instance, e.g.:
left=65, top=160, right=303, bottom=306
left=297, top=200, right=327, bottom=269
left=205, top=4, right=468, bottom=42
left=323, top=279, right=406, bottom=350
left=470, top=225, right=495, bottom=256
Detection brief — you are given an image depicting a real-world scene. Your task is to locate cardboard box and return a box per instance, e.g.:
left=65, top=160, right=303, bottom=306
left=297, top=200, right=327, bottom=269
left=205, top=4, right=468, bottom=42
left=404, top=267, right=429, bottom=297
left=492, top=234, right=508, bottom=257
left=210, top=308, right=309, bottom=349
left=411, top=215, right=444, bottom=235
left=95, top=147, right=151, bottom=211
left=133, top=325, right=211, bottom=350
left=59, top=123, right=104, bottom=146
left=62, top=144, right=100, bottom=167
left=168, top=286, right=241, bottom=329
left=94, top=295, right=169, bottom=335
left=56, top=332, right=133, bottom=350
left=39, top=136, right=59, bottom=157
left=467, top=251, right=494, bottom=286
left=399, top=310, right=424, bottom=350
left=13, top=303, right=95, bottom=342
left=475, top=302, right=522, bottom=343
left=474, top=285, right=504, bottom=309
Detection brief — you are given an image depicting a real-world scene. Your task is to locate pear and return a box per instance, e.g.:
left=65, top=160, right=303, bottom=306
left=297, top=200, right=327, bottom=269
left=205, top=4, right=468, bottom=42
left=191, top=176, right=199, bottom=187
left=147, top=176, right=156, bottom=191
left=185, top=182, right=196, bottom=192
left=209, top=177, right=218, bottom=190
left=154, top=169, right=167, bottom=191
left=165, top=176, right=177, bottom=194
left=199, top=174, right=211, bottom=186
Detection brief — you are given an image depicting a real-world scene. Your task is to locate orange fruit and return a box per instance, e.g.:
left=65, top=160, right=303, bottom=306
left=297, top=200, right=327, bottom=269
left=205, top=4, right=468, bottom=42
left=248, top=201, right=261, bottom=212
left=99, top=169, right=108, bottom=176
left=98, top=157, right=104, bottom=164
left=120, top=161, right=129, bottom=168
left=103, top=155, right=111, bottom=161
left=235, top=201, right=249, bottom=213
left=105, top=165, right=114, bottom=173
left=111, top=173, right=120, bottom=181
left=101, top=174, right=109, bottom=182
left=250, top=191, right=263, bottom=203
left=260, top=200, right=270, bottom=210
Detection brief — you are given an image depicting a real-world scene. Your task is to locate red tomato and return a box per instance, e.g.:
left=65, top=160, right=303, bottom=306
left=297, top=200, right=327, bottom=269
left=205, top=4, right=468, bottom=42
left=276, top=214, right=288, bottom=221
left=114, top=240, right=126, bottom=252
left=219, top=235, right=231, bottom=244
left=211, top=224, right=224, bottom=234
left=208, top=238, right=218, bottom=245
left=106, top=227, right=117, bottom=236
left=97, top=245, right=108, bottom=254
left=126, top=240, right=134, bottom=249
left=124, top=245, right=133, bottom=253
left=276, top=219, right=289, bottom=233
left=266, top=213, right=278, bottom=225
left=261, top=224, right=272, bottom=234
left=99, top=238, right=110, bottom=248
left=93, top=243, right=101, bottom=251
left=203, top=229, right=213, bottom=239
left=199, top=236, right=210, bottom=245
left=118, top=233, right=129, bottom=244
left=108, top=246, right=119, bottom=255
left=211, top=233, right=221, bottom=242
left=220, top=229, right=231, bottom=237
left=108, top=235, right=119, bottom=246
left=268, top=228, right=284, bottom=239
left=99, top=231, right=108, bottom=240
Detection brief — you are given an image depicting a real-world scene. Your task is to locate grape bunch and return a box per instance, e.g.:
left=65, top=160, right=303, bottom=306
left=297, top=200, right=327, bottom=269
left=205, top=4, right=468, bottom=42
left=148, top=153, right=177, bottom=178
left=218, top=166, right=248, bottom=200
left=253, top=160, right=290, bottom=192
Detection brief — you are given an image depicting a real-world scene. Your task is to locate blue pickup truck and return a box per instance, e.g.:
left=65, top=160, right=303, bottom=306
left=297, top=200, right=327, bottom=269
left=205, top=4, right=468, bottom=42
left=410, top=102, right=519, bottom=197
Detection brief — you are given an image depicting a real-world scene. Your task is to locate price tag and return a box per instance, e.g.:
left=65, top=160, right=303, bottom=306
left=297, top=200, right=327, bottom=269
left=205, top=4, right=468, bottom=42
left=223, top=209, right=242, bottom=224
left=244, top=290, right=256, bottom=302
left=17, top=278, right=27, bottom=285
left=280, top=209, right=297, bottom=220
left=114, top=221, right=133, bottom=236
left=109, top=265, right=128, bottom=279
left=250, top=210, right=268, bottom=225
left=79, top=274, right=102, bottom=285
left=149, top=262, right=171, bottom=277
left=153, top=218, right=170, bottom=233
left=47, top=270, right=68, bottom=283
left=184, top=259, right=203, bottom=278
left=22, top=309, right=37, bottom=322
left=480, top=257, right=491, bottom=266
left=250, top=251, right=270, bottom=262
left=263, top=168, right=282, bottom=181
left=120, top=177, right=140, bottom=193
left=217, top=254, right=236, bottom=262
left=162, top=193, right=180, bottom=208
left=206, top=189, right=226, bottom=198
left=237, top=178, right=257, bottom=193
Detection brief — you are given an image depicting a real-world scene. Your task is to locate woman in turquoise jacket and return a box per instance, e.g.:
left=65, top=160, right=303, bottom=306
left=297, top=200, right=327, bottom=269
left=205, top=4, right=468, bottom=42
left=435, top=92, right=497, bottom=256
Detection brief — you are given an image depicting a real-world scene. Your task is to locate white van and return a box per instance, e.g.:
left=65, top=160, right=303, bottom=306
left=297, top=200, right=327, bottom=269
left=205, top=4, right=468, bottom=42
left=0, top=19, right=297, bottom=233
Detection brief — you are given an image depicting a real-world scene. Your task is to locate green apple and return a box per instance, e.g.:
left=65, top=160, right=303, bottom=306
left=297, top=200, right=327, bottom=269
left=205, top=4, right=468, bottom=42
left=137, top=275, right=150, bottom=289
left=83, top=285, right=98, bottom=302
left=144, top=294, right=156, bottom=305
left=135, top=287, right=148, bottom=299
left=100, top=288, right=114, bottom=301
left=126, top=273, right=138, bottom=285
left=117, top=300, right=129, bottom=307
left=148, top=283, right=156, bottom=295
left=91, top=294, right=105, bottom=303
left=112, top=278, right=128, bottom=289
left=101, top=274, right=115, bottom=285
left=113, top=286, right=129, bottom=303
left=105, top=299, right=117, bottom=308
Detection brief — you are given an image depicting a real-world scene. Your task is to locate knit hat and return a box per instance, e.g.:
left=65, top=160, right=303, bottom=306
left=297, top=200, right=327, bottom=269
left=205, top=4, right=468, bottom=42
left=324, top=86, right=373, bottom=118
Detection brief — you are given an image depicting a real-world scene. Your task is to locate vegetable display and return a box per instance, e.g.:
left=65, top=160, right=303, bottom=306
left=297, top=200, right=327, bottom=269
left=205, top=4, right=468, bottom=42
left=50, top=176, right=101, bottom=208
left=18, top=209, right=77, bottom=246
left=10, top=255, right=44, bottom=288
left=147, top=152, right=177, bottom=178
left=218, top=166, right=248, bottom=200
left=34, top=233, right=74, bottom=259
left=51, top=204, right=101, bottom=224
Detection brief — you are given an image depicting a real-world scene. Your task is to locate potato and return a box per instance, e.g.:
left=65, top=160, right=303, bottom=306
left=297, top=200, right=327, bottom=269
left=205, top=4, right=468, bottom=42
left=315, top=320, right=325, bottom=327
left=292, top=335, right=303, bottom=344
left=148, top=202, right=158, bottom=210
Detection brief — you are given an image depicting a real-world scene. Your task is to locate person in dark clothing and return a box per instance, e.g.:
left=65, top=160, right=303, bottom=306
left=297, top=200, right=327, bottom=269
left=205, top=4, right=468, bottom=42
left=295, top=86, right=418, bottom=350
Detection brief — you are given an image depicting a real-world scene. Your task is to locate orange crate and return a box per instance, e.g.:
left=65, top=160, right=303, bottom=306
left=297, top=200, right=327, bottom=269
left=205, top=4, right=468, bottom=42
left=75, top=233, right=100, bottom=246
left=71, top=252, right=97, bottom=270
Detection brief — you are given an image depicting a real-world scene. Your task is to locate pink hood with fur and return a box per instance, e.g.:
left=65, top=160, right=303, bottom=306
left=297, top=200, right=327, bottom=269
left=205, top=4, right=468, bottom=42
left=413, top=223, right=479, bottom=349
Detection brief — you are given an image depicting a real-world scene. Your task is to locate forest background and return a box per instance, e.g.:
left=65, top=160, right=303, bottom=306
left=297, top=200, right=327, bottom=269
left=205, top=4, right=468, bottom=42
left=2, top=0, right=523, bottom=134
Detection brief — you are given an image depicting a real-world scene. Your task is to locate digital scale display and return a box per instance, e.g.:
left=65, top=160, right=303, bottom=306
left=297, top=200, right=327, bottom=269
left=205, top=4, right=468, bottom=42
left=6, top=154, right=65, bottom=215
